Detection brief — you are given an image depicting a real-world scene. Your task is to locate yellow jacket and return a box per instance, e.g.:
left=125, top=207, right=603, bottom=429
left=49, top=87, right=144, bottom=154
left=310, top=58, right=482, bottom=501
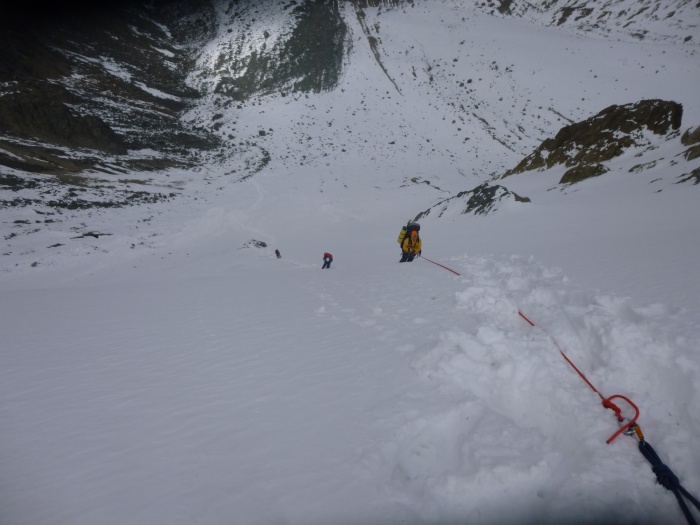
left=402, top=236, right=422, bottom=254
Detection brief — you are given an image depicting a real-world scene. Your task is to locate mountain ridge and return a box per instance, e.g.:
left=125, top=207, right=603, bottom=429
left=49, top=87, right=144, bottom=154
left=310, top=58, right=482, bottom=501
left=1, top=0, right=699, bottom=271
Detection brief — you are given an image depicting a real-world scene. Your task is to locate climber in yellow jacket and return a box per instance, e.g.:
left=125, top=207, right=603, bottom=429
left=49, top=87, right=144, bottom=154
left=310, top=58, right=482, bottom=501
left=400, top=229, right=422, bottom=262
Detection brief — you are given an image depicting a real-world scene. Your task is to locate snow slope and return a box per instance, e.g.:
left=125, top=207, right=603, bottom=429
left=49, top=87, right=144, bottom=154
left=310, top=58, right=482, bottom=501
left=4, top=236, right=699, bottom=524
left=2, top=1, right=700, bottom=524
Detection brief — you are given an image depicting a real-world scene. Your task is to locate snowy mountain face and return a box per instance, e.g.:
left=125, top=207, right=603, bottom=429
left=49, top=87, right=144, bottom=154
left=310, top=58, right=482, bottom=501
left=2, top=0, right=698, bottom=269
left=0, top=0, right=698, bottom=264
left=0, top=0, right=220, bottom=173
left=482, top=0, right=699, bottom=43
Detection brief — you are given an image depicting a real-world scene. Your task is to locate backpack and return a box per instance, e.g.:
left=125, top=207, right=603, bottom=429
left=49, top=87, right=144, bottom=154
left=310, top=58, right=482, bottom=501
left=397, top=221, right=420, bottom=246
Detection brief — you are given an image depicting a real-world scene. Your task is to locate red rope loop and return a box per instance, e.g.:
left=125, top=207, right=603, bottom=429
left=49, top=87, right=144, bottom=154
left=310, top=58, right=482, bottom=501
left=518, top=311, right=641, bottom=444
left=604, top=395, right=640, bottom=444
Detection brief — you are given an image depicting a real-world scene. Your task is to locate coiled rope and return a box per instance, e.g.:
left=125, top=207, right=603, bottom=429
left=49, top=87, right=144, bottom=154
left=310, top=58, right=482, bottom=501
left=638, top=440, right=700, bottom=525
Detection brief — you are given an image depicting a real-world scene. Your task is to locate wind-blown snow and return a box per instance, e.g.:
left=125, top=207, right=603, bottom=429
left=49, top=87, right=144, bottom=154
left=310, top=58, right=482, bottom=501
left=1, top=1, right=699, bottom=524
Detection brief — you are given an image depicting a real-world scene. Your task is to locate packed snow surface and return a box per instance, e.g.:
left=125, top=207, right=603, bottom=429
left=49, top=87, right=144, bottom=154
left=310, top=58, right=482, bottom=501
left=2, top=1, right=699, bottom=524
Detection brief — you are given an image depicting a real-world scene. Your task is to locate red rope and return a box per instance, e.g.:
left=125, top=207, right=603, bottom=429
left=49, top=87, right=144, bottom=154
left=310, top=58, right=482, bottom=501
left=419, top=255, right=461, bottom=275
left=604, top=395, right=640, bottom=444
left=519, top=311, right=535, bottom=326
left=518, top=310, right=639, bottom=444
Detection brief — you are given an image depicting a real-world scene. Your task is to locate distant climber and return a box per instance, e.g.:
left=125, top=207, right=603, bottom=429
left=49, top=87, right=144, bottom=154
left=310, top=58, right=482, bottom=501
left=322, top=252, right=333, bottom=269
left=399, top=222, right=421, bottom=262
left=275, top=249, right=281, bottom=259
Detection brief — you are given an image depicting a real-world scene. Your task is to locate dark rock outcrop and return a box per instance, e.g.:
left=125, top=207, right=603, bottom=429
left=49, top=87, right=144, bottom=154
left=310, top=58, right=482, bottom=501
left=502, top=100, right=683, bottom=182
left=559, top=163, right=609, bottom=185
left=681, top=126, right=700, bottom=161
left=0, top=83, right=127, bottom=154
left=677, top=167, right=700, bottom=185
left=0, top=0, right=219, bottom=175
left=417, top=182, right=530, bottom=219
left=210, top=0, right=347, bottom=101
left=682, top=126, right=700, bottom=146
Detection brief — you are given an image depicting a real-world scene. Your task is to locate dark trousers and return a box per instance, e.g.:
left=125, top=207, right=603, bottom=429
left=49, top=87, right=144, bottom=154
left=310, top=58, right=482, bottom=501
left=400, top=252, right=415, bottom=262
left=322, top=259, right=331, bottom=268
